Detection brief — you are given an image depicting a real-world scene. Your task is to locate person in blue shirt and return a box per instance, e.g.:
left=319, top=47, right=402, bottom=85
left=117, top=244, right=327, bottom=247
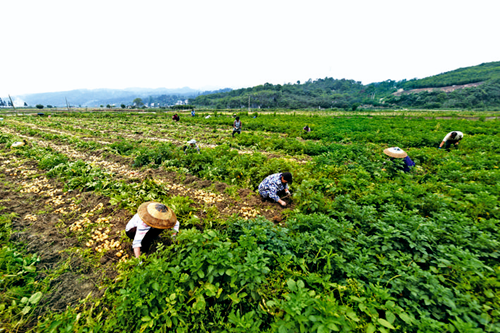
left=258, top=172, right=292, bottom=206
left=191, top=110, right=195, bottom=117
left=383, top=147, right=415, bottom=173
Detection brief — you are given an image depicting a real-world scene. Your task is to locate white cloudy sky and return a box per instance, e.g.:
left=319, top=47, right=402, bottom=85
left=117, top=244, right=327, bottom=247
left=1, top=0, right=499, bottom=97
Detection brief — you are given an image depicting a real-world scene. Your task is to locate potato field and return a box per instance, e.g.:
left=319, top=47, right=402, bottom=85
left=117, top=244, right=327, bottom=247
left=0, top=110, right=499, bottom=332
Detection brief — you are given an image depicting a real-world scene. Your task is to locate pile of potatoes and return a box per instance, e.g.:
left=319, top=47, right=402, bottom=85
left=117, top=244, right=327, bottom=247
left=193, top=190, right=224, bottom=204
left=24, top=213, right=38, bottom=222
left=239, top=206, right=259, bottom=219
left=20, top=178, right=50, bottom=194
left=166, top=183, right=188, bottom=194
left=70, top=217, right=91, bottom=232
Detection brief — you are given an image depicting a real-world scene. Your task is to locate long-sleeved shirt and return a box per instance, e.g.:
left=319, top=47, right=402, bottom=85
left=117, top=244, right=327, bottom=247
left=258, top=173, right=289, bottom=202
left=125, top=214, right=180, bottom=248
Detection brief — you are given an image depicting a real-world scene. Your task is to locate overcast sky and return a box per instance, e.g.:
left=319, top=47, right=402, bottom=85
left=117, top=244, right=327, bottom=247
left=2, top=0, right=499, bottom=97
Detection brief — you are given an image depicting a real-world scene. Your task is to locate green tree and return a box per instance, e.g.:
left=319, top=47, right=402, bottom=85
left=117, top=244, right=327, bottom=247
left=133, top=98, right=144, bottom=106
left=36, top=104, right=44, bottom=109
left=121, top=104, right=126, bottom=108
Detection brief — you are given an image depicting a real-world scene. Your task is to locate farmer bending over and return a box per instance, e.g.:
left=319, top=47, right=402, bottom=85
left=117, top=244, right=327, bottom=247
left=172, top=114, right=180, bottom=122
left=125, top=202, right=180, bottom=258
left=258, top=172, right=292, bottom=207
left=439, top=131, right=463, bottom=150
left=383, top=147, right=415, bottom=173
left=233, top=117, right=242, bottom=137
left=183, top=139, right=200, bottom=154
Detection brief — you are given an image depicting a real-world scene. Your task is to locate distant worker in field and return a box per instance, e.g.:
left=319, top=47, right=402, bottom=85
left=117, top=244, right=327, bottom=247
left=11, top=139, right=28, bottom=148
left=125, top=202, right=180, bottom=258
left=191, top=109, right=195, bottom=117
left=172, top=114, right=180, bottom=122
left=183, top=139, right=200, bottom=154
left=258, top=172, right=292, bottom=207
left=383, top=147, right=415, bottom=173
left=303, top=125, right=311, bottom=132
left=439, top=131, right=463, bottom=150
left=233, top=116, right=242, bottom=137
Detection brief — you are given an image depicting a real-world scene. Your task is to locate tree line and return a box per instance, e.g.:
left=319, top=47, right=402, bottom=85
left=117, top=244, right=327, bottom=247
left=188, top=61, right=500, bottom=110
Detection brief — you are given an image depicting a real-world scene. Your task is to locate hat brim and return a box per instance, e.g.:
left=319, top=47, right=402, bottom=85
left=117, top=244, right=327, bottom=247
left=383, top=148, right=408, bottom=158
left=138, top=202, right=177, bottom=229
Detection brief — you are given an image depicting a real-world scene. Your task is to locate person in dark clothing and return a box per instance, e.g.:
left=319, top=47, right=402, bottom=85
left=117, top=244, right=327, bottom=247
left=172, top=114, right=180, bottom=122
left=233, top=117, right=242, bottom=137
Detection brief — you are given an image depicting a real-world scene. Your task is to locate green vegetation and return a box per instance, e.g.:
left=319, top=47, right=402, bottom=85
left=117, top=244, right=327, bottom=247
left=1, top=111, right=499, bottom=332
left=400, top=61, right=500, bottom=89
left=190, top=61, right=500, bottom=110
left=0, top=213, right=43, bottom=332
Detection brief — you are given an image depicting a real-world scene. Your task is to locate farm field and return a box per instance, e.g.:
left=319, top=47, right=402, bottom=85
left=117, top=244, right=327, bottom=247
left=1, top=110, right=499, bottom=332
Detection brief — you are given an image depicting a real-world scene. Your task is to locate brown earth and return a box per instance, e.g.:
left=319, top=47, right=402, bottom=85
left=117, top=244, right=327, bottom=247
left=0, top=141, right=296, bottom=328
left=393, top=81, right=485, bottom=96
left=0, top=162, right=124, bottom=329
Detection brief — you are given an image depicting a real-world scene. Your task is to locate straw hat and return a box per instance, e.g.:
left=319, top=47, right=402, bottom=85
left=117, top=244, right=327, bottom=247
left=137, top=202, right=177, bottom=229
left=187, top=139, right=197, bottom=145
left=383, top=147, right=407, bottom=158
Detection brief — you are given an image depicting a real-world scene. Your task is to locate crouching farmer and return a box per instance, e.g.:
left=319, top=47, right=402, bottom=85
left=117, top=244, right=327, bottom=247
left=183, top=139, right=200, bottom=154
left=125, top=202, right=180, bottom=258
left=439, top=131, right=463, bottom=150
left=258, top=172, right=292, bottom=207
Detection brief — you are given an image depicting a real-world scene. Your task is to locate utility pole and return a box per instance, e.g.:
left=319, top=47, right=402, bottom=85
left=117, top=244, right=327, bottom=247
left=65, top=97, right=70, bottom=112
left=8, top=95, right=16, bottom=111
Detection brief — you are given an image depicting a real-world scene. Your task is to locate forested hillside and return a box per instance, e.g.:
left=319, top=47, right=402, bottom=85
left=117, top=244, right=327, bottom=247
left=386, top=78, right=500, bottom=109
left=190, top=61, right=500, bottom=110
left=399, top=61, right=500, bottom=89
left=191, top=78, right=397, bottom=110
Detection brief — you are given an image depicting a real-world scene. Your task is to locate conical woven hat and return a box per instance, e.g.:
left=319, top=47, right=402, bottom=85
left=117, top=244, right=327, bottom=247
left=137, top=202, right=177, bottom=229
left=383, top=147, right=407, bottom=158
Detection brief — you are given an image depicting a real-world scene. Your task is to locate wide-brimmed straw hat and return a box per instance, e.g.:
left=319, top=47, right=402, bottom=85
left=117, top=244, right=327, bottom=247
left=187, top=139, right=197, bottom=144
left=383, top=147, right=408, bottom=158
left=137, top=202, right=177, bottom=229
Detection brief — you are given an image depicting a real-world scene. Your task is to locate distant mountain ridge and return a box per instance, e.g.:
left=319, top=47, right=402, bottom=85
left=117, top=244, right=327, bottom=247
left=14, top=87, right=203, bottom=107
left=5, top=61, right=499, bottom=109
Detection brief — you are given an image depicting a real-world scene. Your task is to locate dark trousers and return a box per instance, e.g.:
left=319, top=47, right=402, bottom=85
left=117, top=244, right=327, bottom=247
left=445, top=139, right=459, bottom=150
left=126, top=227, right=163, bottom=253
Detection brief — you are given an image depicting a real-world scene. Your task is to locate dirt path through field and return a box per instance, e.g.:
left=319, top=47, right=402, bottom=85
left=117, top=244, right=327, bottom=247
left=0, top=155, right=127, bottom=327
left=2, top=126, right=294, bottom=223
left=6, top=119, right=311, bottom=162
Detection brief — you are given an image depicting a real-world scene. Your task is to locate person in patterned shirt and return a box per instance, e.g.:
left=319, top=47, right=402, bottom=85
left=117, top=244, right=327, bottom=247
left=258, top=172, right=292, bottom=207
left=125, top=202, right=180, bottom=258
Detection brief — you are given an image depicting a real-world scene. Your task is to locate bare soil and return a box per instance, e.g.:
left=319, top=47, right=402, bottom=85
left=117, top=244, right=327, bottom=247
left=393, top=81, right=485, bottom=96
left=0, top=142, right=295, bottom=328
